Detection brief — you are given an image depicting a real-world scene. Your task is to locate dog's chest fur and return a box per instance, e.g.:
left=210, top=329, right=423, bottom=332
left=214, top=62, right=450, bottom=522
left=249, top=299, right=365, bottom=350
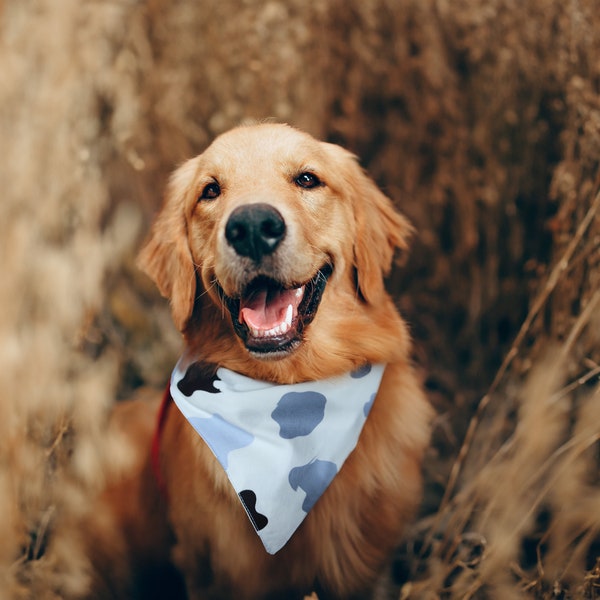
left=158, top=362, right=428, bottom=599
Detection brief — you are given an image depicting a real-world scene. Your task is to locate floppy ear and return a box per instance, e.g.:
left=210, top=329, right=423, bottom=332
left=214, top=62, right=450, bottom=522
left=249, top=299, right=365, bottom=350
left=349, top=161, right=413, bottom=304
left=137, top=158, right=199, bottom=332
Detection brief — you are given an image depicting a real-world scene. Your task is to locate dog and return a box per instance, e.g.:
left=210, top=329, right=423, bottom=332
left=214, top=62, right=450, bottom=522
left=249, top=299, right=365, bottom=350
left=122, top=123, right=430, bottom=600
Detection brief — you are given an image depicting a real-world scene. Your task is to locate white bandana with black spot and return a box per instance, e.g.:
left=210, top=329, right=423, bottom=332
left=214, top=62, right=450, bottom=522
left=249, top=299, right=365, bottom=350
left=170, top=355, right=385, bottom=554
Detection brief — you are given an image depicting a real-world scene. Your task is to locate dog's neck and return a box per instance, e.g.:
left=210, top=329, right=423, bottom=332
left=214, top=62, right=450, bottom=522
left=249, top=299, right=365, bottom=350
left=183, top=298, right=409, bottom=384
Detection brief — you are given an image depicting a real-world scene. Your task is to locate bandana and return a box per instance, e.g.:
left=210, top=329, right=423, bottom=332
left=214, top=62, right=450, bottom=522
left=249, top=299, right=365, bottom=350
left=169, top=355, right=385, bottom=554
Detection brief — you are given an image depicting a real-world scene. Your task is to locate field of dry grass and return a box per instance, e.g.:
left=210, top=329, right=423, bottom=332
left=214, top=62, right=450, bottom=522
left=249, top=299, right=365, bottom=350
left=0, top=0, right=599, bottom=598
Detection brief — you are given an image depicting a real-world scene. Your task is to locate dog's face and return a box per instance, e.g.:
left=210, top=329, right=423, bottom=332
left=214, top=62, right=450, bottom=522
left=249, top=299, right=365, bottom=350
left=139, top=124, right=412, bottom=365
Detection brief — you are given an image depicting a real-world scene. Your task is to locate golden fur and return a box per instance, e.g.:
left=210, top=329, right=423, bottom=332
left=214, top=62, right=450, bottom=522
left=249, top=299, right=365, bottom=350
left=94, top=123, right=431, bottom=599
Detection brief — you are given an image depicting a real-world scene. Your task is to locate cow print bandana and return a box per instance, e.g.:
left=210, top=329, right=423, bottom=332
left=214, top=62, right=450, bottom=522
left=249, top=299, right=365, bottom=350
left=169, top=355, right=385, bottom=554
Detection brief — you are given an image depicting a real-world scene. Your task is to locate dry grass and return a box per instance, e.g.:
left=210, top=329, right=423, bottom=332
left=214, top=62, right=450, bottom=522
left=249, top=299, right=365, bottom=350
left=0, top=2, right=160, bottom=596
left=402, top=185, right=600, bottom=599
left=0, top=0, right=599, bottom=598
left=404, top=369, right=600, bottom=599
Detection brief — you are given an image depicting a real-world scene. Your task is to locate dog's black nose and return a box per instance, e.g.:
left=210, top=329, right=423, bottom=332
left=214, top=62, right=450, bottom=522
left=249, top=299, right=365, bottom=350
left=225, top=203, right=286, bottom=262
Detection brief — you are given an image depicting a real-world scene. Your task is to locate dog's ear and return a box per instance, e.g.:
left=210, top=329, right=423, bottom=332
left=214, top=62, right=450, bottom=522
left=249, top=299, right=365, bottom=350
left=137, top=158, right=199, bottom=332
left=349, top=159, right=413, bottom=304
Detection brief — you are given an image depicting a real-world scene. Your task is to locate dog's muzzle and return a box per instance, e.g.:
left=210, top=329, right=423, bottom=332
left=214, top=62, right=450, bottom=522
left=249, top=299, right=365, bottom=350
left=218, top=203, right=332, bottom=358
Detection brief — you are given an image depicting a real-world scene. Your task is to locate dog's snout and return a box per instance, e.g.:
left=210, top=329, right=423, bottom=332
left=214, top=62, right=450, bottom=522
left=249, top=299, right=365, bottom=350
left=225, top=203, right=286, bottom=262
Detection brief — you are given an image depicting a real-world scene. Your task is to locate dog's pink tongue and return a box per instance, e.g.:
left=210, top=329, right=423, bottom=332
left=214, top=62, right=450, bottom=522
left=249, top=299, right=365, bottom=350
left=240, top=287, right=302, bottom=331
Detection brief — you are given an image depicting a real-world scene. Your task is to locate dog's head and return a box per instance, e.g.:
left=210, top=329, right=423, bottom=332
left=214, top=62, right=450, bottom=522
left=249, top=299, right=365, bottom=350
left=139, top=124, right=412, bottom=366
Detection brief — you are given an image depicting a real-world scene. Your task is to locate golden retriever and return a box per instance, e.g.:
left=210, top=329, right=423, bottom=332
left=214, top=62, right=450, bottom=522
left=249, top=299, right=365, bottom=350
left=96, top=123, right=431, bottom=600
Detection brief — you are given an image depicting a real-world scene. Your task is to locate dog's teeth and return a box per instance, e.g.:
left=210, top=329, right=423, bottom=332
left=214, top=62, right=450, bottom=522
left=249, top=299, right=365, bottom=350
left=248, top=316, right=292, bottom=339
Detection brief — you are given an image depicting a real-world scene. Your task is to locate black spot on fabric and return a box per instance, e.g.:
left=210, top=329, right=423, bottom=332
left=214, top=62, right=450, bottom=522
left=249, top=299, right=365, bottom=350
left=177, top=362, right=221, bottom=396
left=239, top=490, right=268, bottom=531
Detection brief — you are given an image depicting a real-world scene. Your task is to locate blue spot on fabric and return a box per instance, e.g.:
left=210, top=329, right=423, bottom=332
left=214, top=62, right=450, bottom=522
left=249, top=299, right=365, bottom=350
left=289, top=460, right=338, bottom=512
left=363, top=392, right=376, bottom=417
left=188, top=414, right=253, bottom=470
left=271, top=391, right=326, bottom=439
left=351, top=364, right=372, bottom=379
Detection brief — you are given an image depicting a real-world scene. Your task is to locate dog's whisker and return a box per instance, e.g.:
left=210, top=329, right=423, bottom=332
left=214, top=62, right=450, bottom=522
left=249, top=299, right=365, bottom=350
left=196, top=276, right=217, bottom=299
left=216, top=282, right=230, bottom=320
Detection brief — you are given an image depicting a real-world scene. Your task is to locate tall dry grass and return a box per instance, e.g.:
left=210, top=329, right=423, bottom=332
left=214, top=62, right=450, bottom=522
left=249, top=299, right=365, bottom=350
left=0, top=2, right=161, bottom=597
left=404, top=365, right=600, bottom=599
left=403, top=189, right=600, bottom=599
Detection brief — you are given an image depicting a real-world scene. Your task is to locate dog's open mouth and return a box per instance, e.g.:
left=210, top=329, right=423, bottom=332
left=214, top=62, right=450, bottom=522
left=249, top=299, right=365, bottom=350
left=222, top=264, right=332, bottom=356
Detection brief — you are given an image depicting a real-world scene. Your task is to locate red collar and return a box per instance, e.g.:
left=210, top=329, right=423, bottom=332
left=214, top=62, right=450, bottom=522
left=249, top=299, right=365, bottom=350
left=150, top=362, right=224, bottom=499
left=151, top=385, right=172, bottom=498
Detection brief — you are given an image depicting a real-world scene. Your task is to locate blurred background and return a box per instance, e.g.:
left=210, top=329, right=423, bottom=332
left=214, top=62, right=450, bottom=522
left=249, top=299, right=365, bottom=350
left=0, top=0, right=599, bottom=597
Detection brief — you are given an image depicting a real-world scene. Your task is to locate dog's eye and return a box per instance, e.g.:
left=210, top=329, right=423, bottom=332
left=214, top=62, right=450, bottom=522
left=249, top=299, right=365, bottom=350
left=199, top=182, right=221, bottom=201
left=295, top=172, right=321, bottom=189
